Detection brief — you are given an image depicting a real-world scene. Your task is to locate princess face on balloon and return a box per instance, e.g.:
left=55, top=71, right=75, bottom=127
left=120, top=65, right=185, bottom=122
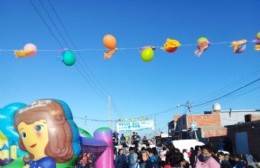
left=15, top=99, right=74, bottom=168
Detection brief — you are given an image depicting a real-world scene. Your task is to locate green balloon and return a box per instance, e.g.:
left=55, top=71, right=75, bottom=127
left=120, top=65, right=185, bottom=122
left=62, top=50, right=76, bottom=66
left=141, top=47, right=154, bottom=62
left=256, top=32, right=260, bottom=39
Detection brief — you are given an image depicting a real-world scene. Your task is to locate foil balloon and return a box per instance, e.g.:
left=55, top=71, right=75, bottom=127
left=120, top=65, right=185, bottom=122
left=12, top=99, right=80, bottom=168
left=253, top=32, right=260, bottom=51
left=140, top=47, right=155, bottom=62
left=62, top=50, right=76, bottom=66
left=104, top=48, right=117, bottom=60
left=231, top=39, right=247, bottom=54
left=14, top=43, right=37, bottom=58
left=162, top=38, right=181, bottom=53
left=194, top=37, right=210, bottom=57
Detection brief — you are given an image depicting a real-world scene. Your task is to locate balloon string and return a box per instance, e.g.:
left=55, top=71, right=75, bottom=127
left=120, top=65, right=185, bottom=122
left=0, top=41, right=255, bottom=52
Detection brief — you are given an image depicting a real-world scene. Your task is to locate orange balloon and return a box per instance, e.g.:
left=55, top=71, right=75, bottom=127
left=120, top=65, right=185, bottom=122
left=103, top=34, right=116, bottom=49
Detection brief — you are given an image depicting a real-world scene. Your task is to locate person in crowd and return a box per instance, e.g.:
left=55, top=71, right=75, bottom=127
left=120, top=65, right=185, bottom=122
left=245, top=154, right=257, bottom=168
left=147, top=148, right=159, bottom=168
left=120, top=133, right=127, bottom=146
left=224, top=153, right=230, bottom=163
left=224, top=153, right=234, bottom=167
left=115, top=149, right=128, bottom=168
left=159, top=146, right=167, bottom=166
left=233, top=154, right=246, bottom=168
left=182, top=149, right=190, bottom=165
left=163, top=157, right=172, bottom=168
left=114, top=147, right=118, bottom=160
left=113, top=131, right=119, bottom=146
left=212, top=149, right=219, bottom=162
left=173, top=149, right=184, bottom=167
left=194, top=145, right=202, bottom=160
left=139, top=150, right=153, bottom=168
left=76, top=153, right=87, bottom=168
left=76, top=152, right=92, bottom=168
left=189, top=147, right=196, bottom=168
left=122, top=143, right=129, bottom=156
left=152, top=147, right=159, bottom=159
left=128, top=147, right=138, bottom=168
left=195, top=145, right=220, bottom=168
left=131, top=132, right=136, bottom=145
left=172, top=158, right=189, bottom=168
left=180, top=158, right=189, bottom=168
left=143, top=136, right=148, bottom=145
left=134, top=133, right=141, bottom=147
left=217, top=152, right=232, bottom=168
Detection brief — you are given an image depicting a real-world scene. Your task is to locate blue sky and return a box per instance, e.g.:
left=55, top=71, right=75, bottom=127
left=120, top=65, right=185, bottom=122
left=0, top=0, right=260, bottom=136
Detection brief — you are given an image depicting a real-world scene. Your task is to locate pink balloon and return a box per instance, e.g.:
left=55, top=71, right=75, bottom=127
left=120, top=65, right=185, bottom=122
left=23, top=43, right=37, bottom=56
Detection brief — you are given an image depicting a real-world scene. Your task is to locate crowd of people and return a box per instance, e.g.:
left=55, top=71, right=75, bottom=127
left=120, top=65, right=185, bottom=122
left=75, top=131, right=258, bottom=168
left=112, top=132, right=258, bottom=168
left=114, top=143, right=257, bottom=168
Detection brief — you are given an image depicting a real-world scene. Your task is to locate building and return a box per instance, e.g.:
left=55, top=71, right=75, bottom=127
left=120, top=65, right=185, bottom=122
left=168, top=120, right=175, bottom=136
left=226, top=114, right=260, bottom=161
left=174, top=104, right=226, bottom=141
left=173, top=103, right=260, bottom=153
left=204, top=103, right=260, bottom=126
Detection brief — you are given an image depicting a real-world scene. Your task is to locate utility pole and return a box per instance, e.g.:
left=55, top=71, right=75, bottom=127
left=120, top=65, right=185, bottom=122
left=108, top=96, right=111, bottom=128
left=177, top=101, right=198, bottom=140
left=154, top=118, right=157, bottom=137
left=186, top=101, right=198, bottom=140
left=84, top=115, right=87, bottom=127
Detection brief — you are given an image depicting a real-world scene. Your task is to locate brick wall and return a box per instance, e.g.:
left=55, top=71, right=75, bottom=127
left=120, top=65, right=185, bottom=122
left=174, top=115, right=182, bottom=121
left=250, top=115, right=260, bottom=122
left=186, top=112, right=221, bottom=128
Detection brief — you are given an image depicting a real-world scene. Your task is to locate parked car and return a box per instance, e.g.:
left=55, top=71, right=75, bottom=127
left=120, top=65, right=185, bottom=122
left=172, top=139, right=204, bottom=152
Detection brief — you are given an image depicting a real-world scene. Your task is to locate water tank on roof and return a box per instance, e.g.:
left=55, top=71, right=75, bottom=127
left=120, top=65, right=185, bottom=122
left=213, top=103, right=221, bottom=111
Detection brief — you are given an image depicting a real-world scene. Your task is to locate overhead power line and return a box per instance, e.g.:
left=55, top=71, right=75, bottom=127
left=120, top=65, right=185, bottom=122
left=192, top=77, right=260, bottom=108
left=28, top=0, right=64, bottom=48
left=29, top=0, right=121, bottom=117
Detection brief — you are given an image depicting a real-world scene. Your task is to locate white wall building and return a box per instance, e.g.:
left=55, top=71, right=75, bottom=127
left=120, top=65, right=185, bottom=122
left=204, top=103, right=260, bottom=126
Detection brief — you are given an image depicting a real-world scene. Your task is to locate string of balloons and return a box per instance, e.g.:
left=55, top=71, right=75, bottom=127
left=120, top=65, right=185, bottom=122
left=1, top=32, right=259, bottom=66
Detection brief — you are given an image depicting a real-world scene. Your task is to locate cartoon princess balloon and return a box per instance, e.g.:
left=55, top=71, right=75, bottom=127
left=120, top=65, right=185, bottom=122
left=15, top=99, right=74, bottom=168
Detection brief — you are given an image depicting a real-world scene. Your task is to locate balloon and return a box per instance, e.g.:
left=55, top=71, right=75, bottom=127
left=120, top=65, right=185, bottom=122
left=62, top=50, right=76, bottom=66
left=23, top=43, right=37, bottom=56
left=14, top=50, right=29, bottom=57
left=104, top=48, right=117, bottom=59
left=162, top=38, right=181, bottom=53
left=194, top=37, right=210, bottom=57
left=253, top=32, right=260, bottom=51
left=256, top=32, right=260, bottom=39
left=231, top=39, right=247, bottom=54
left=103, top=34, right=117, bottom=50
left=0, top=99, right=81, bottom=167
left=235, top=43, right=246, bottom=53
left=14, top=43, right=37, bottom=58
left=141, top=47, right=154, bottom=62
left=197, top=37, right=208, bottom=43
